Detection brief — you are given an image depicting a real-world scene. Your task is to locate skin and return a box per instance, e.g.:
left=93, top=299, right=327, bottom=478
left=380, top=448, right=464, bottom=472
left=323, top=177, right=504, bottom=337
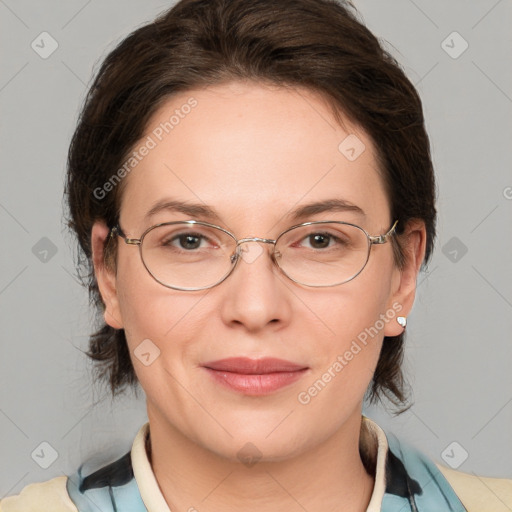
left=92, top=81, right=426, bottom=512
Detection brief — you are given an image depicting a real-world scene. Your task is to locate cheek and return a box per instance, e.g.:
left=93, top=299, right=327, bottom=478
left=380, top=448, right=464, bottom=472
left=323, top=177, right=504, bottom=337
left=308, top=271, right=394, bottom=349
left=299, top=264, right=396, bottom=390
left=113, top=252, right=208, bottom=360
left=293, top=291, right=388, bottom=423
left=118, top=282, right=207, bottom=349
left=318, top=292, right=385, bottom=369
left=115, top=282, right=212, bottom=410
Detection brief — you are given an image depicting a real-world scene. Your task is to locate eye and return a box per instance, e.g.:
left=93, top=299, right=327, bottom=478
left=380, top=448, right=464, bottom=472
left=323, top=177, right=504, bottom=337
left=297, top=231, right=348, bottom=250
left=163, top=231, right=214, bottom=250
left=304, top=232, right=335, bottom=249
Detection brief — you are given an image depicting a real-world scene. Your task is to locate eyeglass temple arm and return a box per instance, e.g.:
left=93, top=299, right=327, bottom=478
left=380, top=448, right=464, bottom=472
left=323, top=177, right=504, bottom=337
left=368, top=219, right=399, bottom=245
left=110, top=225, right=141, bottom=245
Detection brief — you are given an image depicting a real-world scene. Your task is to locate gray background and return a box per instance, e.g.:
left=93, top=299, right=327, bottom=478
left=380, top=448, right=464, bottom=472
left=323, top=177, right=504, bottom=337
left=1, top=0, right=511, bottom=498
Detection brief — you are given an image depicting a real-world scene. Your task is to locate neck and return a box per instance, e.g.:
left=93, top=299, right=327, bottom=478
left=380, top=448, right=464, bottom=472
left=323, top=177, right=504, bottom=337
left=147, top=407, right=375, bottom=512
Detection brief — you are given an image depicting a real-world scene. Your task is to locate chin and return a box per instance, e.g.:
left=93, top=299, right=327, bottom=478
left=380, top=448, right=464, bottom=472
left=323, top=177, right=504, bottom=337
left=195, top=414, right=317, bottom=464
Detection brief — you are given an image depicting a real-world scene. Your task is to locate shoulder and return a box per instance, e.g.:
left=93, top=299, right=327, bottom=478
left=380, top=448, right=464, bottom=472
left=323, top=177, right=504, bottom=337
left=437, top=464, right=512, bottom=512
left=383, top=428, right=512, bottom=512
left=0, top=476, right=78, bottom=512
left=1, top=450, right=143, bottom=512
left=1, top=424, right=151, bottom=512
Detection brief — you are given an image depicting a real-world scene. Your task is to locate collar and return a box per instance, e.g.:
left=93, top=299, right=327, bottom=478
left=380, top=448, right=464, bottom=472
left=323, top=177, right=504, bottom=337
left=68, top=416, right=466, bottom=511
left=130, top=415, right=389, bottom=512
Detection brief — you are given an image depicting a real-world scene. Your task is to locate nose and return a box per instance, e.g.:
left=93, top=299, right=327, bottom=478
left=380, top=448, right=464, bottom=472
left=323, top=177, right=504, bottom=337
left=218, top=239, right=292, bottom=333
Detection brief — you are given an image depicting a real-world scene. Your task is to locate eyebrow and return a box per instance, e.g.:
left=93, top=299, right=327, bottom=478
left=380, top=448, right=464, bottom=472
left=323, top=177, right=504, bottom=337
left=144, top=199, right=224, bottom=223
left=286, top=198, right=365, bottom=221
left=144, top=198, right=365, bottom=224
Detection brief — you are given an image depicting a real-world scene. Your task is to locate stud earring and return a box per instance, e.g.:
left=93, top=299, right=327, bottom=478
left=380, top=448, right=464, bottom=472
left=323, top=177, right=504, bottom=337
left=397, top=316, right=407, bottom=329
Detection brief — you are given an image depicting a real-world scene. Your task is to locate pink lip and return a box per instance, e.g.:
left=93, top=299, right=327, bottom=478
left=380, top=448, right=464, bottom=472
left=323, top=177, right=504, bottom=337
left=202, top=357, right=309, bottom=395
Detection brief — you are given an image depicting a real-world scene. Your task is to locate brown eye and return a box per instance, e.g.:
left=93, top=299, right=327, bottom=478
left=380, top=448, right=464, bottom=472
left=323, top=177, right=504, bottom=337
left=166, top=233, right=204, bottom=250
left=307, top=233, right=332, bottom=249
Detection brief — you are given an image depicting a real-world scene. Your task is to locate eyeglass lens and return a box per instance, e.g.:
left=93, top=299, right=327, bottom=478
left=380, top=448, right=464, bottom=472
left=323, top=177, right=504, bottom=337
left=139, top=222, right=371, bottom=290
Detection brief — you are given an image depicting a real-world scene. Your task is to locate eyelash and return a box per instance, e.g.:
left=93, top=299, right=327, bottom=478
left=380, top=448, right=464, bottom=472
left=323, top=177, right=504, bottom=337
left=162, top=230, right=348, bottom=251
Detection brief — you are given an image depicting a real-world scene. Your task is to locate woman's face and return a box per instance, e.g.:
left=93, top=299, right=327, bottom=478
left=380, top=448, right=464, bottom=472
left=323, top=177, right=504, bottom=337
left=93, top=81, right=421, bottom=461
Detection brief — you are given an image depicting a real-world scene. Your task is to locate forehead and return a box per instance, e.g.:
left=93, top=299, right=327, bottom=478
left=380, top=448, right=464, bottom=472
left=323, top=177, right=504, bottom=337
left=119, top=81, right=390, bottom=232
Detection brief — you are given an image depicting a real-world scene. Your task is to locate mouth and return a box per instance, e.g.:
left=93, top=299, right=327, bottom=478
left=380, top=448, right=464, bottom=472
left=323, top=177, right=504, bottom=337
left=201, top=357, right=309, bottom=396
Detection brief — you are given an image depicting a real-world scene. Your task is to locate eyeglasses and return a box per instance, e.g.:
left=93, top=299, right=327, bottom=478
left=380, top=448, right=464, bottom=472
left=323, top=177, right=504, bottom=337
left=109, top=219, right=398, bottom=291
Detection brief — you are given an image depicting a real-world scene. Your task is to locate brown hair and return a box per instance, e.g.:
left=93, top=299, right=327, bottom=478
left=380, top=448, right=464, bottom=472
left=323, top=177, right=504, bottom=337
left=65, top=0, right=436, bottom=410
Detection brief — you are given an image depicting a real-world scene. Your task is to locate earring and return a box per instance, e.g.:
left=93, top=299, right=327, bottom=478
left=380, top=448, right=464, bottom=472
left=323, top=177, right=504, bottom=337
left=397, top=316, right=407, bottom=329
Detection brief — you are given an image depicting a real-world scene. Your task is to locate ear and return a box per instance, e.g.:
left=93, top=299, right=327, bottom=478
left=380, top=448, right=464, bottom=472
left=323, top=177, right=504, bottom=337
left=91, top=220, right=124, bottom=330
left=384, top=219, right=427, bottom=337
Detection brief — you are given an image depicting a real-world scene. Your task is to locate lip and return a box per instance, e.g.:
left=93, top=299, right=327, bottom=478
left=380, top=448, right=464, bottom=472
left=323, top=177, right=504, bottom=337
left=202, top=357, right=309, bottom=396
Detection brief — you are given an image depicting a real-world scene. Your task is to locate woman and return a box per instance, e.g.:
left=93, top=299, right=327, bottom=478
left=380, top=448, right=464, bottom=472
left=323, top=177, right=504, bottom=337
left=2, top=0, right=510, bottom=510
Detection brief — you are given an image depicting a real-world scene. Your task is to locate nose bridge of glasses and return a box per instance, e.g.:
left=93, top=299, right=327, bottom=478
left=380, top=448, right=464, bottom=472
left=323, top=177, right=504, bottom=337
left=234, top=237, right=280, bottom=265
left=236, top=237, right=279, bottom=258
left=236, top=237, right=276, bottom=246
